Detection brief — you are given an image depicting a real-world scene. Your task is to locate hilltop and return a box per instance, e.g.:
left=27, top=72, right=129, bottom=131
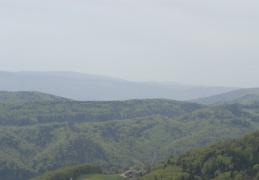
left=0, top=91, right=69, bottom=102
left=192, top=88, right=259, bottom=105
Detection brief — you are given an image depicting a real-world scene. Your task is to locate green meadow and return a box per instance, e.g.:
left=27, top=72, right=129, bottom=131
left=77, top=174, right=125, bottom=180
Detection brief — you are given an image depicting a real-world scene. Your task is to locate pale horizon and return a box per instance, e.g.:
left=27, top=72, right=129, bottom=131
left=1, top=0, right=259, bottom=88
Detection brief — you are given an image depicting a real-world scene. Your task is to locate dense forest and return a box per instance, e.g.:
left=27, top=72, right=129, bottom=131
left=30, top=131, right=259, bottom=180
left=0, top=92, right=259, bottom=179
left=0, top=98, right=204, bottom=126
left=140, top=131, right=259, bottom=180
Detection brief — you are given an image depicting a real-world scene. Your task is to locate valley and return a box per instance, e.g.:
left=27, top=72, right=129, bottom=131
left=2, top=0, right=258, bottom=179
left=0, top=90, right=259, bottom=179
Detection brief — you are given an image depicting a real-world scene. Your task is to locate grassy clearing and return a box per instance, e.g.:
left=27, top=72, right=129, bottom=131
left=251, top=121, right=259, bottom=130
left=76, top=174, right=125, bottom=180
left=243, top=108, right=259, bottom=115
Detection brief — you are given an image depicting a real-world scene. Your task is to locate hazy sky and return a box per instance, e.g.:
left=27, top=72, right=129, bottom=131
left=1, top=0, right=259, bottom=87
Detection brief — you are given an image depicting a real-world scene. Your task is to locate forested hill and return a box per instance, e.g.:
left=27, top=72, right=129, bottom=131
left=0, top=91, right=69, bottom=102
left=224, top=94, right=259, bottom=105
left=0, top=100, right=259, bottom=180
left=192, top=87, right=259, bottom=105
left=1, top=98, right=259, bottom=180
left=140, top=131, right=259, bottom=180
left=0, top=99, right=204, bottom=126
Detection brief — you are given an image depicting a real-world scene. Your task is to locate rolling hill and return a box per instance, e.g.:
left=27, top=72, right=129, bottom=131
left=0, top=71, right=236, bottom=101
left=140, top=131, right=259, bottom=180
left=31, top=132, right=259, bottom=180
left=0, top=99, right=204, bottom=126
left=1, top=95, right=259, bottom=180
left=192, top=88, right=259, bottom=105
left=223, top=94, right=259, bottom=105
left=31, top=164, right=103, bottom=180
left=0, top=91, right=69, bottom=102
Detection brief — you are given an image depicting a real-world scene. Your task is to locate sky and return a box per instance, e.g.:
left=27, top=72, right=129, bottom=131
left=0, top=0, right=259, bottom=88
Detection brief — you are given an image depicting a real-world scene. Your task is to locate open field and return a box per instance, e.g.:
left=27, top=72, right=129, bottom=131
left=251, top=122, right=259, bottom=130
left=77, top=174, right=125, bottom=180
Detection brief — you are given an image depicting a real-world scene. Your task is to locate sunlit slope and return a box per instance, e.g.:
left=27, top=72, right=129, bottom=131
left=140, top=131, right=259, bottom=180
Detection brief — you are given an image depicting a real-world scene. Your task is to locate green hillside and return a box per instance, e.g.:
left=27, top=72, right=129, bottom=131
left=1, top=98, right=259, bottom=179
left=31, top=164, right=102, bottom=180
left=140, top=131, right=259, bottom=180
left=0, top=99, right=204, bottom=126
left=228, top=94, right=259, bottom=105
left=192, top=88, right=259, bottom=105
left=0, top=91, right=69, bottom=102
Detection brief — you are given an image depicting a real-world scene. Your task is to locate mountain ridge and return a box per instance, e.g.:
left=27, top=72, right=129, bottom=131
left=0, top=71, right=236, bottom=101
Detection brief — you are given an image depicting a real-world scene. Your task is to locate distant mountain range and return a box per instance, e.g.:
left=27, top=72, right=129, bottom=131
left=0, top=71, right=236, bottom=101
left=192, top=88, right=259, bottom=105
